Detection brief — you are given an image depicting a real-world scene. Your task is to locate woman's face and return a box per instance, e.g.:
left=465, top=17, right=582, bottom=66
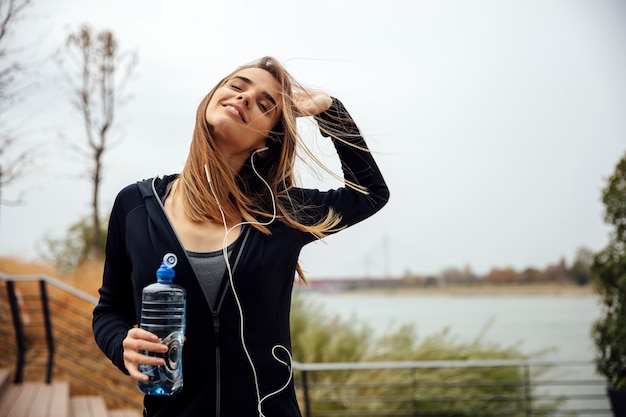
left=206, top=67, right=282, bottom=162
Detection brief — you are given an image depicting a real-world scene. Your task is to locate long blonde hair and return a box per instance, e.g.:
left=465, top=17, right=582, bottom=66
left=178, top=57, right=363, bottom=279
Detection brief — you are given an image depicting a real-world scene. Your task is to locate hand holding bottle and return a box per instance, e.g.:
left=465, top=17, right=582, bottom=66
left=123, top=327, right=168, bottom=382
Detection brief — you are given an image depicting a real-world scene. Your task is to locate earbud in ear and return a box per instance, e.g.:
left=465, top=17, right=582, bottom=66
left=252, top=147, right=269, bottom=157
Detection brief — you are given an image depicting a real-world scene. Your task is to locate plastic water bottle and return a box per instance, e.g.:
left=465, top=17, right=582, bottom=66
left=138, top=253, right=186, bottom=395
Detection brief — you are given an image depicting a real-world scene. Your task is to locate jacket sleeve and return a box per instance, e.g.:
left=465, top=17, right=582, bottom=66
left=294, top=97, right=390, bottom=244
left=92, top=186, right=138, bottom=375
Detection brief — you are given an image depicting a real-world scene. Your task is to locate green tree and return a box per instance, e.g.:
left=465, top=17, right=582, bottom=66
left=38, top=215, right=107, bottom=271
left=591, top=151, right=626, bottom=389
left=571, top=246, right=593, bottom=286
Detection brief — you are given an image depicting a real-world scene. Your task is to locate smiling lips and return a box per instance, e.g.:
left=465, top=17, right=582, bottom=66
left=223, top=103, right=246, bottom=123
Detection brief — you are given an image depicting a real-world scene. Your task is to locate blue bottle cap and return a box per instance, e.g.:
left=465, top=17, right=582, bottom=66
left=156, top=262, right=175, bottom=280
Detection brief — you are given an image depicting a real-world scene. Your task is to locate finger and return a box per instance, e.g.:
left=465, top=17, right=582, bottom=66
left=293, top=91, right=331, bottom=116
left=310, top=93, right=332, bottom=113
left=124, top=328, right=168, bottom=353
left=123, top=328, right=169, bottom=382
left=128, top=327, right=159, bottom=342
left=124, top=348, right=166, bottom=382
left=123, top=337, right=168, bottom=355
left=125, top=357, right=151, bottom=382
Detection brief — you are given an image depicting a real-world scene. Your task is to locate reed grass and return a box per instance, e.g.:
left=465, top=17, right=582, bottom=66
left=290, top=294, right=565, bottom=415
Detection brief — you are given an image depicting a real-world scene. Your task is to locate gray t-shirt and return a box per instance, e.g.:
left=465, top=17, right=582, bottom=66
left=186, top=243, right=234, bottom=308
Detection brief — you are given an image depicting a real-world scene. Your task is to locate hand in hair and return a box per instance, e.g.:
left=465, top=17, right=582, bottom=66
left=293, top=91, right=332, bottom=117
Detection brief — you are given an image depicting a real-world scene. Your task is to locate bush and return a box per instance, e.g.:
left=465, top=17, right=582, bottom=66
left=591, top=151, right=626, bottom=390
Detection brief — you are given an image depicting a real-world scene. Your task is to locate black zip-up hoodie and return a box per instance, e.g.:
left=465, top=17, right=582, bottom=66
left=92, top=99, right=389, bottom=417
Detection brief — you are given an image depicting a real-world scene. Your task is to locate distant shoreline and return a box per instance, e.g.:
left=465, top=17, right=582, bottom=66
left=326, top=283, right=596, bottom=297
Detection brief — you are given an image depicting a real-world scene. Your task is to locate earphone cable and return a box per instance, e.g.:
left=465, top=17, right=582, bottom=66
left=204, top=148, right=290, bottom=417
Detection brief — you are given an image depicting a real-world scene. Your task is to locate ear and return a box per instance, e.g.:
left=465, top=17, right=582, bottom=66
left=253, top=146, right=270, bottom=158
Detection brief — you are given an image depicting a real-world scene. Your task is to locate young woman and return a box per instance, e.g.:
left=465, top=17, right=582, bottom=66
left=92, top=56, right=389, bottom=417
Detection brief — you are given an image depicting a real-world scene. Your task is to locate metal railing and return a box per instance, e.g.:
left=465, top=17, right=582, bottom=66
left=0, top=272, right=142, bottom=410
left=2, top=278, right=56, bottom=384
left=292, top=359, right=612, bottom=416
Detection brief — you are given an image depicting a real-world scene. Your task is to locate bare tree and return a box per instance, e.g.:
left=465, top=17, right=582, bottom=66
left=0, top=0, right=31, bottom=101
left=58, top=24, right=136, bottom=257
left=0, top=137, right=32, bottom=206
left=0, top=0, right=33, bottom=216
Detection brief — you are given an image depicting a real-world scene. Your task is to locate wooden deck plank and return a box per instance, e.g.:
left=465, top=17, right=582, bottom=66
left=70, top=396, right=89, bottom=417
left=109, top=410, right=142, bottom=417
left=0, top=370, right=15, bottom=415
left=27, top=383, right=55, bottom=417
left=71, top=396, right=108, bottom=417
left=0, top=385, right=21, bottom=417
left=0, top=381, right=70, bottom=417
left=0, top=369, right=10, bottom=393
left=4, top=382, right=38, bottom=417
left=49, top=382, right=69, bottom=417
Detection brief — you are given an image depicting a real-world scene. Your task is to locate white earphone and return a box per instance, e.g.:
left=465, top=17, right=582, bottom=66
left=204, top=147, right=291, bottom=417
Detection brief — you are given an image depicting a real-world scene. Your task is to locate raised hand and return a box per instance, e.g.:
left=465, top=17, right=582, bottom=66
left=292, top=91, right=332, bottom=117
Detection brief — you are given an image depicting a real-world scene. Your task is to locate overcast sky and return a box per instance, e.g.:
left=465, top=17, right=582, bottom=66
left=2, top=0, right=625, bottom=278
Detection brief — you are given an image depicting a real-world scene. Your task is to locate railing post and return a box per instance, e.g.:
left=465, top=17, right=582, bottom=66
left=6, top=280, right=26, bottom=383
left=301, top=369, right=312, bottom=417
left=39, top=279, right=55, bottom=383
left=412, top=367, right=417, bottom=417
left=524, top=362, right=531, bottom=417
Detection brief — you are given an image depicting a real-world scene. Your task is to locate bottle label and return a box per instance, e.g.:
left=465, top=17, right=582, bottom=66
left=138, top=330, right=184, bottom=395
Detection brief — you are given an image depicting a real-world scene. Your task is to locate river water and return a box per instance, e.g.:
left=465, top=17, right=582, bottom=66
left=303, top=292, right=602, bottom=360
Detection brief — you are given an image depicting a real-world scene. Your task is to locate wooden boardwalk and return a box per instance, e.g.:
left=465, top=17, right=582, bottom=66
left=0, top=369, right=141, bottom=417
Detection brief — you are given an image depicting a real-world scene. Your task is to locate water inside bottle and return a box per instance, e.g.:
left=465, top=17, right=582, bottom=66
left=139, top=285, right=186, bottom=395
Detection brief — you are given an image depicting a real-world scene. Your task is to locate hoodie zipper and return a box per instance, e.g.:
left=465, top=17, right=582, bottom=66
left=210, top=228, right=250, bottom=417
left=213, top=312, right=221, bottom=417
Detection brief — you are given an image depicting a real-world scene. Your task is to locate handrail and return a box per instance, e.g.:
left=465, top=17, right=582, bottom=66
left=0, top=272, right=142, bottom=410
left=293, top=358, right=594, bottom=371
left=293, top=359, right=610, bottom=416
left=0, top=272, right=99, bottom=304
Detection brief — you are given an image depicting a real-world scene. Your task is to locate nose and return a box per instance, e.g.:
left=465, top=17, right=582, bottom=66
left=236, top=91, right=252, bottom=108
